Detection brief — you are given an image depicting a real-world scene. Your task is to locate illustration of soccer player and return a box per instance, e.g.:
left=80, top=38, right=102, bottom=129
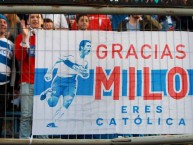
left=40, top=40, right=91, bottom=127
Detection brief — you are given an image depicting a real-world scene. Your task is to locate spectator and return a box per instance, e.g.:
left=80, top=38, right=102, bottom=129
left=117, top=15, right=162, bottom=31
left=76, top=14, right=89, bottom=30
left=67, top=14, right=76, bottom=30
left=4, top=14, right=22, bottom=112
left=42, top=14, right=68, bottom=30
left=111, top=14, right=128, bottom=31
left=4, top=14, right=22, bottom=43
left=0, top=14, right=14, bottom=137
left=158, top=15, right=180, bottom=31
left=87, top=14, right=112, bottom=31
left=15, top=14, right=46, bottom=139
left=43, top=18, right=54, bottom=30
left=71, top=14, right=112, bottom=31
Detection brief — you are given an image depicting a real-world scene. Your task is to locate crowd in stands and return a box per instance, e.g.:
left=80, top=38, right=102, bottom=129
left=0, top=12, right=193, bottom=139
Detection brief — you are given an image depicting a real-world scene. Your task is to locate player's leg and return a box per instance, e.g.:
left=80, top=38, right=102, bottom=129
left=47, top=78, right=76, bottom=127
left=53, top=87, right=76, bottom=120
left=55, top=95, right=75, bottom=119
left=63, top=83, right=76, bottom=109
left=53, top=94, right=75, bottom=119
left=46, top=78, right=64, bottom=127
left=47, top=95, right=75, bottom=128
left=47, top=82, right=62, bottom=107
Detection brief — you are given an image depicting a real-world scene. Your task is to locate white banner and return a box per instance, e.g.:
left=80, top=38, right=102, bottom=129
left=32, top=30, right=193, bottom=135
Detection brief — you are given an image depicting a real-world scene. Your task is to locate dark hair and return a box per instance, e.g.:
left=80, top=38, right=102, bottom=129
left=76, top=14, right=89, bottom=23
left=79, top=40, right=91, bottom=51
left=43, top=18, right=53, bottom=23
left=27, top=14, right=43, bottom=20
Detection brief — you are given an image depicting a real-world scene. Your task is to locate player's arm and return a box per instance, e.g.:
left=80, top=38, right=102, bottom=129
left=72, top=62, right=89, bottom=79
left=44, top=58, right=63, bottom=82
left=62, top=57, right=89, bottom=78
left=44, top=65, right=55, bottom=82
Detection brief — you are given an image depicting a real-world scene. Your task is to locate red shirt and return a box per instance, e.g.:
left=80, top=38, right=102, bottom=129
left=15, top=34, right=35, bottom=84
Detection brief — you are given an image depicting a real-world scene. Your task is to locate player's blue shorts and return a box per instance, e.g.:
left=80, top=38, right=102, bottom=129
left=51, top=76, right=77, bottom=98
left=47, top=76, right=77, bottom=108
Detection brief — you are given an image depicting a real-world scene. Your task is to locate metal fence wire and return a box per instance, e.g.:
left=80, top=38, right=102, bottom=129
left=0, top=2, right=193, bottom=145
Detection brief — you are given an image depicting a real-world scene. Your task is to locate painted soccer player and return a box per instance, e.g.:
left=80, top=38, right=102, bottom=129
left=40, top=40, right=91, bottom=127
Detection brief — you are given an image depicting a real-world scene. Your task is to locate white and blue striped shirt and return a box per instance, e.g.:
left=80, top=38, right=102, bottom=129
left=0, top=38, right=13, bottom=85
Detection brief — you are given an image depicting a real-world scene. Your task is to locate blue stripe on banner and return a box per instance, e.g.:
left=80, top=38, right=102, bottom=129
left=151, top=70, right=167, bottom=96
left=122, top=70, right=127, bottom=96
left=0, top=54, right=11, bottom=68
left=137, top=70, right=142, bottom=96
left=34, top=68, right=56, bottom=95
left=34, top=68, right=193, bottom=97
left=0, top=40, right=13, bottom=51
left=0, top=73, right=10, bottom=83
left=77, top=69, right=94, bottom=96
left=34, top=68, right=94, bottom=96
left=175, top=75, right=180, bottom=91
left=188, top=70, right=193, bottom=96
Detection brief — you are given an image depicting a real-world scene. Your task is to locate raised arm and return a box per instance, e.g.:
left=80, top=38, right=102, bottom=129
left=15, top=20, right=30, bottom=61
left=143, top=15, right=162, bottom=31
left=71, top=60, right=89, bottom=79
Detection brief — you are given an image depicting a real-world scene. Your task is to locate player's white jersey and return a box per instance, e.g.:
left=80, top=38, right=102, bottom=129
left=57, top=55, right=89, bottom=78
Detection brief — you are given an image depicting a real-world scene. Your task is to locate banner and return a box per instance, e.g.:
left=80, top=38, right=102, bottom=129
left=32, top=30, right=193, bottom=135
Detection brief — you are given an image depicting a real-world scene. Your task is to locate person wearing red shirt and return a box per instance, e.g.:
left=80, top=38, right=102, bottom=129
left=15, top=14, right=43, bottom=138
left=88, top=14, right=112, bottom=31
left=76, top=14, right=89, bottom=30
left=71, top=14, right=112, bottom=31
